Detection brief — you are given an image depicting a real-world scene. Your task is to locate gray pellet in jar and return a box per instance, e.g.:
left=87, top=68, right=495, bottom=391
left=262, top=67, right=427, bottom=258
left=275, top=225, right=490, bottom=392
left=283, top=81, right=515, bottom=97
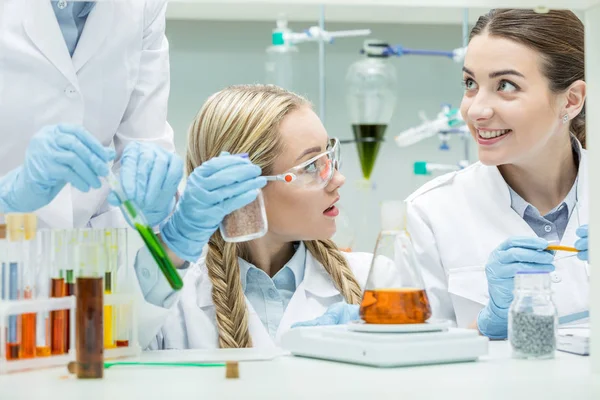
left=510, top=311, right=556, bottom=358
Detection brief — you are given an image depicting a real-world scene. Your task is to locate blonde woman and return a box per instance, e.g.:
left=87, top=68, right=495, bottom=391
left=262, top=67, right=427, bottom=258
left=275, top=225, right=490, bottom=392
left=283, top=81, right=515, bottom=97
left=134, top=84, right=374, bottom=349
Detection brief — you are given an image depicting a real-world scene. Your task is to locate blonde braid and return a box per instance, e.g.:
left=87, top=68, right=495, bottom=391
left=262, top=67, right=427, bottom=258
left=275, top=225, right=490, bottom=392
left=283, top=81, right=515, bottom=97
left=205, top=234, right=253, bottom=348
left=304, top=240, right=362, bottom=304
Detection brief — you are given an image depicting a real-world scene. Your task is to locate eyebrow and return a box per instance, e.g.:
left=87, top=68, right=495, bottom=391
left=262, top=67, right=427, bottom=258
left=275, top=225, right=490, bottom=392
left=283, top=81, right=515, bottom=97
left=297, top=146, right=322, bottom=161
left=462, top=67, right=525, bottom=79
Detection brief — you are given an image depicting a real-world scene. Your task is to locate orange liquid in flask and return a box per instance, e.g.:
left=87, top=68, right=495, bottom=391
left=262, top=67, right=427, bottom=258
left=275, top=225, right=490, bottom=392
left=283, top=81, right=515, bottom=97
left=360, top=288, right=432, bottom=324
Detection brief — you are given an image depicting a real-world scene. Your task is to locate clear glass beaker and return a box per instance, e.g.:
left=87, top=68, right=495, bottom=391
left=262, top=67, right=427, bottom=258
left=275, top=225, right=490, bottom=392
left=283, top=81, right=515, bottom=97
left=360, top=229, right=432, bottom=324
left=265, top=15, right=298, bottom=92
left=508, top=271, right=557, bottom=359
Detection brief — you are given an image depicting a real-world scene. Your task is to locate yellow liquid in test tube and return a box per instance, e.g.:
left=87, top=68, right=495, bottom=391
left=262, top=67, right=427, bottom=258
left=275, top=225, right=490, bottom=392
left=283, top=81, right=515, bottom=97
left=104, top=271, right=115, bottom=349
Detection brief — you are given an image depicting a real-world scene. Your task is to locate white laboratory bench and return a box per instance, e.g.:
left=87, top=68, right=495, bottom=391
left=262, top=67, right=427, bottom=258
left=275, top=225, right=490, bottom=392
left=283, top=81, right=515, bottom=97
left=0, top=342, right=597, bottom=400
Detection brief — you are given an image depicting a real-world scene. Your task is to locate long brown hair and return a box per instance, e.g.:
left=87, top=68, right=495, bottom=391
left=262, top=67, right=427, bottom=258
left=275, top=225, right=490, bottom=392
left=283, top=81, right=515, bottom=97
left=470, top=9, right=586, bottom=147
left=186, top=85, right=362, bottom=348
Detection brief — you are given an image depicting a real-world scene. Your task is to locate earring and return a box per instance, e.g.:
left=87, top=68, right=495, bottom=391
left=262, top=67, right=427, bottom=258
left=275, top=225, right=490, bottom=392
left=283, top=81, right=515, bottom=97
left=562, top=114, right=569, bottom=124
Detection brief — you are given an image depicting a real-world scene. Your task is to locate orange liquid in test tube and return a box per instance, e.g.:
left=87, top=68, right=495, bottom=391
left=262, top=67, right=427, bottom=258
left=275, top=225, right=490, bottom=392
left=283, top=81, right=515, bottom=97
left=20, top=288, right=36, bottom=359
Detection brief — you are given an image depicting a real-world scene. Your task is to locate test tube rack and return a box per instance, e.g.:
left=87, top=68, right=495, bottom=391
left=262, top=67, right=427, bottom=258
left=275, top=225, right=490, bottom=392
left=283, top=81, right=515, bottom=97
left=0, top=291, right=141, bottom=374
left=0, top=226, right=141, bottom=374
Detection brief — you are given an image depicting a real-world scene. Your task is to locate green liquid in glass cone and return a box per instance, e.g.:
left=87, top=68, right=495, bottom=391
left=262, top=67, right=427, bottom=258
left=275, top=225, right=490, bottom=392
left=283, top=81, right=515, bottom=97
left=352, top=124, right=387, bottom=180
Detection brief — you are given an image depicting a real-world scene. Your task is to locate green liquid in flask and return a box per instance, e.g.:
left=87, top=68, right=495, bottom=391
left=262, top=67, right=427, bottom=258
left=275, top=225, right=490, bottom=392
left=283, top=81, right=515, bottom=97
left=121, top=200, right=183, bottom=291
left=351, top=124, right=387, bottom=180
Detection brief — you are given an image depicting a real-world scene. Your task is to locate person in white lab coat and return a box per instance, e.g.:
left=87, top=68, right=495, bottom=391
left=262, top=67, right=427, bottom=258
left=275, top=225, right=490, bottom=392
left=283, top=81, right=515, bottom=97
left=406, top=9, right=589, bottom=339
left=134, top=85, right=375, bottom=350
left=0, top=0, right=177, bottom=228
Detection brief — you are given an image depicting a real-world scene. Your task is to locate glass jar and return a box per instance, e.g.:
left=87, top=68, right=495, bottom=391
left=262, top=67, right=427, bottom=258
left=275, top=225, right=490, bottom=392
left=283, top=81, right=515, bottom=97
left=220, top=190, right=268, bottom=243
left=508, top=271, right=557, bottom=359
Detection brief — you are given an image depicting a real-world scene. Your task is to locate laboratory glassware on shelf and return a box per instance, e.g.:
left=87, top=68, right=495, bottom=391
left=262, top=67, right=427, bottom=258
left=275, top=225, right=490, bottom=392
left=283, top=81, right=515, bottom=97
left=359, top=201, right=432, bottom=325
left=395, top=106, right=464, bottom=148
left=346, top=39, right=398, bottom=181
left=265, top=14, right=371, bottom=92
left=395, top=105, right=471, bottom=178
left=0, top=224, right=139, bottom=374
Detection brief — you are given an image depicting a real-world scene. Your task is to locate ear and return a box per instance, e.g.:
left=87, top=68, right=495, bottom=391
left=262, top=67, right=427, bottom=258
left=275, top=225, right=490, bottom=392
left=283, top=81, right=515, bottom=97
left=563, top=80, right=586, bottom=120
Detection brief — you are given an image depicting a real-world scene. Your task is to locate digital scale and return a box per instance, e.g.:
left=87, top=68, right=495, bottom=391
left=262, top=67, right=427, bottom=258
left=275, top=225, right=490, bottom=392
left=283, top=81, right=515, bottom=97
left=281, top=321, right=489, bottom=368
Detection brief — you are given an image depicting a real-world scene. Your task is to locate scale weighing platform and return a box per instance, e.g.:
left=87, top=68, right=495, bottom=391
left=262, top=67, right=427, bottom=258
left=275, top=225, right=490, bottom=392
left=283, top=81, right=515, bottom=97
left=281, top=320, right=489, bottom=368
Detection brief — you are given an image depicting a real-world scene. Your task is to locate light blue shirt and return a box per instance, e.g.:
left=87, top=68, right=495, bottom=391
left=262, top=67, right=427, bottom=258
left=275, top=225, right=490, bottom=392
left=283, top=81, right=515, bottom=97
left=135, top=242, right=307, bottom=339
left=51, top=1, right=96, bottom=56
left=508, top=138, right=580, bottom=242
left=239, top=242, right=306, bottom=338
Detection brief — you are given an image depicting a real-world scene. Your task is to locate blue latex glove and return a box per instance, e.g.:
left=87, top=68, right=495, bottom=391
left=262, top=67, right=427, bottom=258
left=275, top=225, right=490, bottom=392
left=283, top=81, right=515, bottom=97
left=477, top=237, right=555, bottom=339
left=292, top=302, right=360, bottom=328
left=108, top=142, right=183, bottom=227
left=159, top=152, right=266, bottom=262
left=0, top=124, right=114, bottom=213
left=574, top=225, right=588, bottom=261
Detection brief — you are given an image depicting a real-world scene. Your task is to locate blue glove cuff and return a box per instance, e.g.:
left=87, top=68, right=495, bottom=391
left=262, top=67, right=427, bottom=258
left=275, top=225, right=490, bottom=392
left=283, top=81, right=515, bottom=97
left=159, top=218, right=207, bottom=263
left=477, top=306, right=508, bottom=339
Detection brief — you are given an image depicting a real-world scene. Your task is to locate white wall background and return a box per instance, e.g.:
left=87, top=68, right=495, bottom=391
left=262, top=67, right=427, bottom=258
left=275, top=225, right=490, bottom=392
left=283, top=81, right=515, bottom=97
left=165, top=19, right=477, bottom=252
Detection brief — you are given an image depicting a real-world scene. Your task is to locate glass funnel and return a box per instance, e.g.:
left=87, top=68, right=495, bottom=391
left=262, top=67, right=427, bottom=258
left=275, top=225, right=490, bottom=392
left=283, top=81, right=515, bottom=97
left=346, top=40, right=398, bottom=180
left=360, top=202, right=431, bottom=324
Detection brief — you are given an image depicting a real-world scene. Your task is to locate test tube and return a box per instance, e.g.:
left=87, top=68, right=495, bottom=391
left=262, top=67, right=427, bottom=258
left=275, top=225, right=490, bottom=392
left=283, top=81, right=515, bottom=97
left=95, top=229, right=115, bottom=350
left=50, top=230, right=67, bottom=355
left=106, top=172, right=183, bottom=290
left=75, top=242, right=104, bottom=379
left=20, top=214, right=37, bottom=359
left=5, top=214, right=24, bottom=361
left=0, top=223, right=6, bottom=359
left=35, top=229, right=52, bottom=357
left=64, top=230, right=78, bottom=352
left=113, top=228, right=130, bottom=348
left=65, top=230, right=77, bottom=297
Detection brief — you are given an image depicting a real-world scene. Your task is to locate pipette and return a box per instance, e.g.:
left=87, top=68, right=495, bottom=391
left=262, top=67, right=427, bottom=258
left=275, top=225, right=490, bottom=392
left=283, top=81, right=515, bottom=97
left=546, top=245, right=578, bottom=252
left=106, top=172, right=183, bottom=291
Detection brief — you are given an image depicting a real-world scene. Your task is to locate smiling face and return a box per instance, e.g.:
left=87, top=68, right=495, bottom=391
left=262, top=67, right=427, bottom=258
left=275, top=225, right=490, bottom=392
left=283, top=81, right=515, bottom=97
left=460, top=34, right=566, bottom=166
left=262, top=105, right=345, bottom=242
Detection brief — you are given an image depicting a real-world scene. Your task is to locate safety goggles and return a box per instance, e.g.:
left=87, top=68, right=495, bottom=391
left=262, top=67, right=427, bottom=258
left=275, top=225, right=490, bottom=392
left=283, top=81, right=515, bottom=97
left=263, top=138, right=341, bottom=189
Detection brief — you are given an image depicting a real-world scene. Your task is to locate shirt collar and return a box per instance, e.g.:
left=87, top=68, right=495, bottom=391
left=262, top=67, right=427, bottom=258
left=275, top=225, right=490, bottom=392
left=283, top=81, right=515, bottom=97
left=51, top=1, right=96, bottom=18
left=238, top=242, right=306, bottom=292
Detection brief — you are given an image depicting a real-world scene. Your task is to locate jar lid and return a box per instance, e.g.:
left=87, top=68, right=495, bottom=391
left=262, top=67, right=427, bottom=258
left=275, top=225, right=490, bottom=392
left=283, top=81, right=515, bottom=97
left=516, top=270, right=550, bottom=274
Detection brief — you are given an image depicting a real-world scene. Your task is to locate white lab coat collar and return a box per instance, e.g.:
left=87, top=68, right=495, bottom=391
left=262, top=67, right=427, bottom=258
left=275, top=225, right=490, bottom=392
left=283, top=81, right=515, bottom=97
left=22, top=0, right=114, bottom=88
left=23, top=0, right=77, bottom=87
left=71, top=1, right=115, bottom=72
left=484, top=135, right=587, bottom=213
left=195, top=246, right=341, bottom=309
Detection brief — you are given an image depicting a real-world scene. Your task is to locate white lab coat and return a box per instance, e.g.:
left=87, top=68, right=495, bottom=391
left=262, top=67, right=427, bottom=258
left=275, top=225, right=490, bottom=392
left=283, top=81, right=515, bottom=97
left=0, top=0, right=175, bottom=228
left=406, top=146, right=589, bottom=328
left=136, top=251, right=375, bottom=350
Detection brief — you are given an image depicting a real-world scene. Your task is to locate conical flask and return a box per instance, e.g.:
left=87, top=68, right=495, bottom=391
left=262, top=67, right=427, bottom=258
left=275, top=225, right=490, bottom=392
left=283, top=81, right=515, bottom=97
left=346, top=40, right=398, bottom=180
left=360, top=202, right=431, bottom=324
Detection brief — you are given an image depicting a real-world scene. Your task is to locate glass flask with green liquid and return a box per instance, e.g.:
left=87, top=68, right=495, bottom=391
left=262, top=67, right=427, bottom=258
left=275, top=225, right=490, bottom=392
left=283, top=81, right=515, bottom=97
left=346, top=40, right=398, bottom=180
